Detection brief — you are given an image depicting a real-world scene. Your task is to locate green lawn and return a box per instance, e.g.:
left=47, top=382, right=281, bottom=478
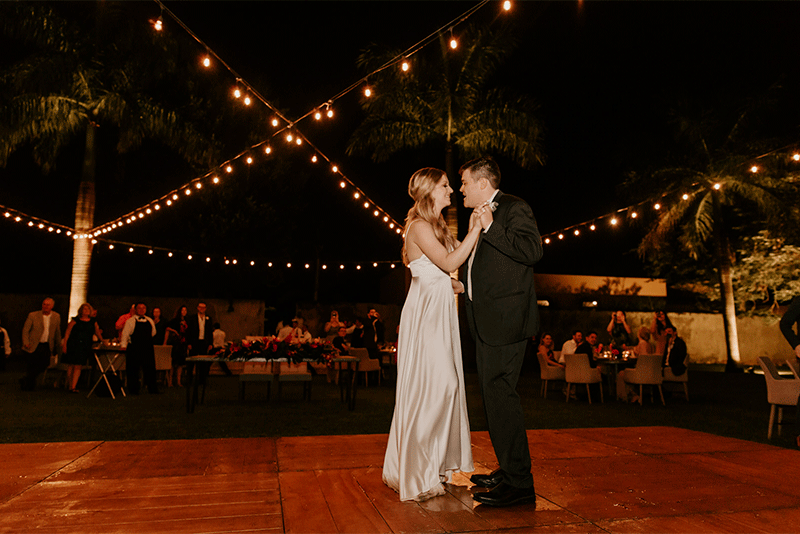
left=0, top=361, right=797, bottom=450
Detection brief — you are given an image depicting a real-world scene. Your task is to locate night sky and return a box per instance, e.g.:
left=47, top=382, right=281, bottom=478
left=2, top=1, right=799, bottom=304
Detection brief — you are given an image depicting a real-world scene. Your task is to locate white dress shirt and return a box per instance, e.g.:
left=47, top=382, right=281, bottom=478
left=467, top=190, right=499, bottom=299
left=120, top=315, right=157, bottom=348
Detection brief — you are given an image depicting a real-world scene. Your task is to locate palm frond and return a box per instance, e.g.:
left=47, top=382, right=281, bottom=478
left=638, top=191, right=699, bottom=257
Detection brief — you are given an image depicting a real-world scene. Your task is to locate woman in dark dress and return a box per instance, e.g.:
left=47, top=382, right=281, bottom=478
left=165, top=305, right=189, bottom=387
left=152, top=307, right=168, bottom=346
left=62, top=303, right=103, bottom=393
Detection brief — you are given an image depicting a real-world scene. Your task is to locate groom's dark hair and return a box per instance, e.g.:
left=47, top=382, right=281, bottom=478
left=459, top=156, right=501, bottom=189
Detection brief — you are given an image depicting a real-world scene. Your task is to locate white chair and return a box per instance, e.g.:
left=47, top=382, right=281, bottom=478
left=564, top=353, right=603, bottom=404
left=662, top=353, right=689, bottom=401
left=154, top=345, right=172, bottom=386
left=757, top=356, right=800, bottom=439
left=787, top=358, right=800, bottom=380
left=623, top=354, right=665, bottom=406
left=351, top=347, right=381, bottom=387
left=537, top=352, right=565, bottom=399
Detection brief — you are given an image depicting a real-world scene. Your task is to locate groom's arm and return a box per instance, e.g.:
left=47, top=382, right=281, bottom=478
left=481, top=199, right=543, bottom=266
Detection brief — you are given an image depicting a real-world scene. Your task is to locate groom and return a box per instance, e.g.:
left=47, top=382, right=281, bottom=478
left=459, top=156, right=543, bottom=507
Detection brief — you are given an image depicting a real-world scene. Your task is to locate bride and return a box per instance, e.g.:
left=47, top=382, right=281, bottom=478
left=382, top=167, right=484, bottom=501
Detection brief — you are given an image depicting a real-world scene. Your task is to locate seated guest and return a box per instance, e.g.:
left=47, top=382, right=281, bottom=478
left=538, top=332, right=563, bottom=368
left=633, top=326, right=653, bottom=356
left=663, top=326, right=687, bottom=376
left=277, top=318, right=295, bottom=341
left=332, top=326, right=350, bottom=355
left=559, top=330, right=583, bottom=363
left=212, top=322, right=226, bottom=348
left=575, top=331, right=601, bottom=368
left=292, top=323, right=313, bottom=345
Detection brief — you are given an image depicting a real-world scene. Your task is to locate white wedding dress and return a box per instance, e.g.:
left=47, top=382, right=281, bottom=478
left=382, top=253, right=473, bottom=501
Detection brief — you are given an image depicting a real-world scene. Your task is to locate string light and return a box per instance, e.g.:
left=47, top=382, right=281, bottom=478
left=503, top=0, right=512, bottom=11
left=449, top=29, right=458, bottom=49
left=793, top=154, right=800, bottom=162
left=202, top=56, right=211, bottom=68
left=364, top=86, right=372, bottom=97
left=750, top=165, right=758, bottom=173
left=610, top=218, right=618, bottom=225
left=401, top=60, right=410, bottom=72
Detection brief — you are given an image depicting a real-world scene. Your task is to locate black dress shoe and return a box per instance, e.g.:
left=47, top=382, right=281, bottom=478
left=473, top=482, right=536, bottom=507
left=470, top=469, right=505, bottom=488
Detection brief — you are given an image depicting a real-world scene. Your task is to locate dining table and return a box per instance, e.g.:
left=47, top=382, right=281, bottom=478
left=184, top=355, right=360, bottom=413
left=596, top=351, right=635, bottom=400
left=87, top=343, right=127, bottom=399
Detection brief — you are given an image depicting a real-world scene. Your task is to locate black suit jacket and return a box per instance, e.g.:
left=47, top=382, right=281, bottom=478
left=665, top=337, right=688, bottom=376
left=780, top=296, right=800, bottom=350
left=463, top=191, right=543, bottom=346
left=186, top=314, right=213, bottom=352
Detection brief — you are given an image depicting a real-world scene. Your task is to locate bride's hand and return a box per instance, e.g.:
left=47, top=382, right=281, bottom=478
left=468, top=207, right=483, bottom=232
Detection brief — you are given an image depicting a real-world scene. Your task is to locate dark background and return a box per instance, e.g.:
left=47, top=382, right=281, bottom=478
left=2, top=1, right=798, bottom=304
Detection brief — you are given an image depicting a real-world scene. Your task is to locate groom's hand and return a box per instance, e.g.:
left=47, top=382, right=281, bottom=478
left=451, top=278, right=465, bottom=295
left=478, top=204, right=493, bottom=229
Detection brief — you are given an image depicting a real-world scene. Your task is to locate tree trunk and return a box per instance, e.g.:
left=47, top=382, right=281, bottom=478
left=711, top=191, right=741, bottom=370
left=68, top=125, right=96, bottom=319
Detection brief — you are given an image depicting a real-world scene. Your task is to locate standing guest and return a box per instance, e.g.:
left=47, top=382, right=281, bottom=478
left=576, top=331, right=601, bottom=368
left=120, top=303, right=160, bottom=395
left=538, top=333, right=563, bottom=368
left=20, top=297, right=62, bottom=391
left=606, top=310, right=632, bottom=348
left=186, top=302, right=213, bottom=356
left=350, top=319, right=365, bottom=348
left=212, top=322, right=227, bottom=349
left=663, top=326, right=687, bottom=376
left=459, top=156, right=541, bottom=507
left=62, top=303, right=103, bottom=393
left=115, top=304, right=135, bottom=339
left=332, top=326, right=350, bottom=355
left=165, top=305, right=189, bottom=387
left=363, top=308, right=385, bottom=358
left=650, top=310, right=674, bottom=356
left=779, top=296, right=800, bottom=448
left=324, top=311, right=353, bottom=340
left=151, top=307, right=167, bottom=345
left=0, top=318, right=11, bottom=372
left=559, top=330, right=583, bottom=363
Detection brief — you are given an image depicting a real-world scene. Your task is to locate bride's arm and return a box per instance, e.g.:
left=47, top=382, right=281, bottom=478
left=409, top=215, right=481, bottom=273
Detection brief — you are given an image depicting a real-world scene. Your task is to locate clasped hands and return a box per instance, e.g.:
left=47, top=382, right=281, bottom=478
left=469, top=200, right=494, bottom=232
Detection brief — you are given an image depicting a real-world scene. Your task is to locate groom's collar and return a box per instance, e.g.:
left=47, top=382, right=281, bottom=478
left=489, top=190, right=500, bottom=202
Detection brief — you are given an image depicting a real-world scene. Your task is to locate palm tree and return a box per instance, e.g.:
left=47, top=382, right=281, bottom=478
left=0, top=3, right=213, bottom=317
left=636, top=106, right=800, bottom=369
left=346, top=23, right=545, bottom=237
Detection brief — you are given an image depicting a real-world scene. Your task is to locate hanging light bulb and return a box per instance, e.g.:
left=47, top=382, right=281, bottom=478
left=233, top=88, right=242, bottom=99
left=682, top=193, right=689, bottom=200
left=654, top=203, right=661, bottom=210
left=311, top=155, right=318, bottom=163
left=610, top=218, right=618, bottom=225
left=449, top=29, right=458, bottom=49
left=243, top=96, right=251, bottom=106
left=153, top=16, right=163, bottom=31
left=630, top=211, right=638, bottom=218
left=503, top=0, right=512, bottom=11
left=793, top=154, right=800, bottom=161
left=314, top=111, right=322, bottom=120
left=364, top=86, right=372, bottom=97
left=272, top=118, right=279, bottom=127
left=750, top=165, right=758, bottom=173
left=544, top=238, right=551, bottom=244
left=265, top=146, right=272, bottom=154
left=202, top=56, right=211, bottom=68
left=401, top=60, right=410, bottom=72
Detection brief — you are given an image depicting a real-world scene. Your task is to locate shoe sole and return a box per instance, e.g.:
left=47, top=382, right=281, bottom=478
left=473, top=495, right=537, bottom=507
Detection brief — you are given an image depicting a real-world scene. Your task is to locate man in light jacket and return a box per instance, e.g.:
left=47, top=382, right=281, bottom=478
left=21, top=297, right=62, bottom=390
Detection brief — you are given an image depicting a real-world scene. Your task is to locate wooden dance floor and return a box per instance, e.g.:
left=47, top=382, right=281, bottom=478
left=1, top=426, right=799, bottom=533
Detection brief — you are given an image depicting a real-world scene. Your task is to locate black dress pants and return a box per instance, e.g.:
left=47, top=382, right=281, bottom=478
left=127, top=344, right=158, bottom=393
left=21, top=342, right=51, bottom=390
left=475, top=337, right=534, bottom=489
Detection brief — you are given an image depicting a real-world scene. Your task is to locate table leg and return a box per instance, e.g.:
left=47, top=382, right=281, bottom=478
left=185, top=361, right=196, bottom=413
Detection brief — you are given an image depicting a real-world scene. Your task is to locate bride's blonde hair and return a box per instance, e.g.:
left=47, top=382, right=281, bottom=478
left=402, top=168, right=456, bottom=265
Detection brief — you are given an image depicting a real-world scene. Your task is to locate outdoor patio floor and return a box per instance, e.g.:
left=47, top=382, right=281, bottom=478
left=1, top=426, right=799, bottom=533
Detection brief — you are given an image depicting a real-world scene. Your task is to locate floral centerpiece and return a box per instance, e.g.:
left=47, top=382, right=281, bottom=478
left=213, top=336, right=337, bottom=366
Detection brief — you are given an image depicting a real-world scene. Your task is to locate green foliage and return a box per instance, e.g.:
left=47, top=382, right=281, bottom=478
left=733, top=231, right=800, bottom=314
left=347, top=23, right=545, bottom=169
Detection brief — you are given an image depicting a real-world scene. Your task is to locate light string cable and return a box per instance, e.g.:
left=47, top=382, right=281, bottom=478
left=1, top=204, right=76, bottom=236
left=87, top=0, right=495, bottom=238
left=93, top=236, right=401, bottom=270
